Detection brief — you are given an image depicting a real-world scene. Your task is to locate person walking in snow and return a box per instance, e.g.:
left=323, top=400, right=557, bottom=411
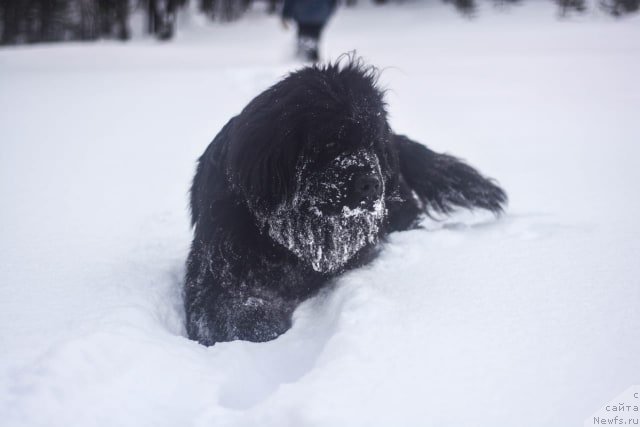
left=281, top=0, right=337, bottom=61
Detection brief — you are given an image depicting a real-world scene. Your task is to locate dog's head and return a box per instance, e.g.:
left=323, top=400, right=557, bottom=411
left=224, top=59, right=398, bottom=273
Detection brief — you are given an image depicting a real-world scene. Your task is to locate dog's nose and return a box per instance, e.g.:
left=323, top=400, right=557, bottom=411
left=352, top=173, right=382, bottom=203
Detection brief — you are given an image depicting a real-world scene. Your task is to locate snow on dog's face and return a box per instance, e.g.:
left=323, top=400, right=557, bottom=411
left=263, top=148, right=386, bottom=273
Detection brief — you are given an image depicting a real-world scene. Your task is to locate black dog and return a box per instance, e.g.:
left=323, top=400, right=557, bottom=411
left=185, top=59, right=507, bottom=346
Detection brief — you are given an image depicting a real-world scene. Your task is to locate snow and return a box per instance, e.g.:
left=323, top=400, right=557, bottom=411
left=1, top=1, right=639, bottom=426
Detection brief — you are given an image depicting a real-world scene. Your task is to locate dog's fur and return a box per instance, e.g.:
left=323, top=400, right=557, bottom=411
left=185, top=59, right=507, bottom=346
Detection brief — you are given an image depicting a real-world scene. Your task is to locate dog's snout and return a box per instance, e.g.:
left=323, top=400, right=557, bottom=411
left=353, top=173, right=382, bottom=203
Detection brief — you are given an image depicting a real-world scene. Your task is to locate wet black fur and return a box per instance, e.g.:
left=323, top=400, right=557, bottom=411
left=185, top=59, right=507, bottom=346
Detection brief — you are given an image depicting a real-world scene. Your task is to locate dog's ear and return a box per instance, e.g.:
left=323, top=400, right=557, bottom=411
left=224, top=99, right=305, bottom=211
left=393, top=134, right=507, bottom=216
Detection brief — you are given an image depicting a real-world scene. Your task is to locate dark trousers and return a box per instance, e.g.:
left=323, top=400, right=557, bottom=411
left=296, top=22, right=323, bottom=61
left=297, top=22, right=323, bottom=41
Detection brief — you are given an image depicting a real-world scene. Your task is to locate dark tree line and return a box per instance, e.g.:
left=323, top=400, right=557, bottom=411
left=441, top=0, right=638, bottom=17
left=1, top=0, right=638, bottom=46
left=1, top=0, right=130, bottom=44
left=0, top=0, right=191, bottom=44
left=199, top=0, right=253, bottom=21
left=599, top=0, right=639, bottom=15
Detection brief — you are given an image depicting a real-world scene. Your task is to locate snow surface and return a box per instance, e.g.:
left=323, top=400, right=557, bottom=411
left=1, top=2, right=639, bottom=426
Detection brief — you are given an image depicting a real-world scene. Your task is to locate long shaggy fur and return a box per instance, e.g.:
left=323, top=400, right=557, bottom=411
left=185, top=58, right=507, bottom=346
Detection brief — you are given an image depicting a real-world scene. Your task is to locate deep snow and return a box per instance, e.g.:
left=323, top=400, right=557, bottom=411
left=1, top=2, right=639, bottom=426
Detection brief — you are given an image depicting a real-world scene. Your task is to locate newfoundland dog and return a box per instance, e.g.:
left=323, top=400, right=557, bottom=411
left=185, top=59, right=507, bottom=346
